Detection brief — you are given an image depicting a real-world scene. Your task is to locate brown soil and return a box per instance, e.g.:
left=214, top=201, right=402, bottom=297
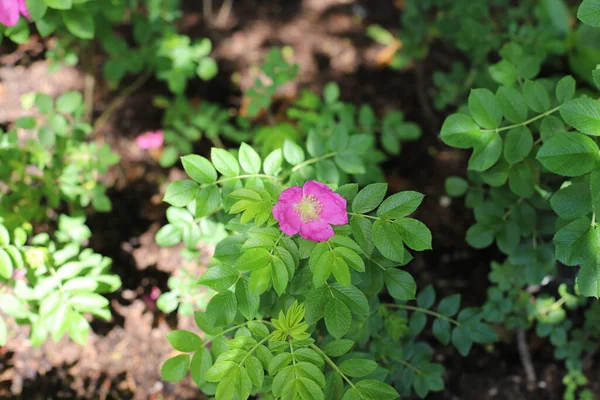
left=0, top=0, right=599, bottom=399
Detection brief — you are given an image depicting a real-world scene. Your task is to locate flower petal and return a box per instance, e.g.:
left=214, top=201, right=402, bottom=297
left=17, top=0, right=29, bottom=18
left=277, top=186, right=303, bottom=204
left=0, top=0, right=20, bottom=27
left=303, top=180, right=347, bottom=225
left=299, top=220, right=334, bottom=242
left=273, top=196, right=302, bottom=236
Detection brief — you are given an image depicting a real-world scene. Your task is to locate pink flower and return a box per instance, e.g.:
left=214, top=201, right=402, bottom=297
left=136, top=130, right=164, bottom=150
left=0, top=0, right=29, bottom=27
left=273, top=180, right=348, bottom=242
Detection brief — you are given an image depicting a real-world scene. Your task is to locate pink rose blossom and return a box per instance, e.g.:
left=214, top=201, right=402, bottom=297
left=136, top=130, right=164, bottom=150
left=0, top=0, right=29, bottom=27
left=273, top=180, right=348, bottom=242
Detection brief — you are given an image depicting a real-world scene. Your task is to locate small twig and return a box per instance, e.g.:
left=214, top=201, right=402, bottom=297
left=92, top=71, right=152, bottom=135
left=216, top=0, right=234, bottom=25
left=517, top=328, right=537, bottom=388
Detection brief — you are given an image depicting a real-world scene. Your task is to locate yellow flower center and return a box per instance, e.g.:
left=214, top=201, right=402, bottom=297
left=294, top=194, right=323, bottom=223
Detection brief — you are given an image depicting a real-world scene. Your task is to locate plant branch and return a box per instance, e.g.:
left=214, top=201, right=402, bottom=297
left=310, top=344, right=365, bottom=399
left=517, top=328, right=537, bottom=388
left=383, top=303, right=460, bottom=326
left=481, top=106, right=560, bottom=133
left=92, top=71, right=153, bottom=135
left=290, top=152, right=337, bottom=173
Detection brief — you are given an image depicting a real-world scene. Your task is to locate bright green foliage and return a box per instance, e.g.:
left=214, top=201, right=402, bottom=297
left=441, top=8, right=600, bottom=397
left=156, top=117, right=496, bottom=398
left=0, top=219, right=120, bottom=346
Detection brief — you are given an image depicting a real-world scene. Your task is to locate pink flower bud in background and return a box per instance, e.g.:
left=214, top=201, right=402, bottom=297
left=273, top=180, right=348, bottom=242
left=136, top=130, right=164, bottom=150
left=12, top=268, right=26, bottom=281
left=149, top=286, right=161, bottom=301
left=0, top=0, right=30, bottom=27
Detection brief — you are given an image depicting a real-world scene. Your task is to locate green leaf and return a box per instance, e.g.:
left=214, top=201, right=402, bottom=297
left=236, top=248, right=271, bottom=271
left=445, top=177, right=468, bottom=197
left=181, top=155, right=218, bottom=184
left=249, top=266, right=271, bottom=295
left=155, top=224, right=182, bottom=247
left=264, top=149, right=283, bottom=175
left=591, top=170, right=600, bottom=216
left=543, top=0, right=570, bottom=34
left=466, top=223, right=494, bottom=248
left=199, top=265, right=238, bottom=291
left=324, top=298, right=351, bottom=339
left=296, top=362, right=326, bottom=387
left=578, top=257, right=600, bottom=297
left=372, top=220, right=405, bottom=263
left=206, top=360, right=238, bottom=381
left=62, top=8, right=95, bottom=39
left=352, top=183, right=387, bottom=214
left=440, top=114, right=481, bottom=149
left=468, top=88, right=502, bottom=129
left=324, top=82, right=340, bottom=104
left=330, top=284, right=369, bottom=316
left=166, top=330, right=203, bottom=352
left=161, top=354, right=190, bottom=382
left=68, top=311, right=90, bottom=345
left=195, top=185, right=220, bottom=218
left=508, top=163, right=535, bottom=198
left=433, top=319, right=451, bottom=345
left=438, top=294, right=461, bottom=317
left=560, top=98, right=600, bottom=136
left=211, top=148, right=240, bottom=177
left=537, top=132, right=600, bottom=176
left=70, top=293, right=109, bottom=312
left=26, top=0, right=48, bottom=19
left=594, top=68, right=600, bottom=90
left=384, top=268, right=416, bottom=300
left=350, top=217, right=374, bottom=255
left=283, top=140, right=305, bottom=166
left=333, top=247, right=365, bottom=272
left=377, top=191, right=424, bottom=218
left=239, top=143, right=262, bottom=174
left=394, top=218, right=432, bottom=251
left=578, top=0, right=600, bottom=27
left=496, top=87, right=528, bottom=123
left=15, top=116, right=35, bottom=129
left=283, top=377, right=324, bottom=400
left=331, top=255, right=351, bottom=286
left=44, top=0, right=72, bottom=9
left=554, top=218, right=595, bottom=266
left=339, top=359, right=378, bottom=378
left=556, top=75, right=576, bottom=103
left=271, top=255, right=289, bottom=295
left=469, top=131, right=502, bottom=172
left=550, top=183, right=592, bottom=220
left=452, top=326, right=473, bottom=356
left=56, top=91, right=82, bottom=114
left=313, top=251, right=333, bottom=287
left=197, top=58, right=218, bottom=80
left=335, top=151, right=366, bottom=175
left=247, top=357, right=264, bottom=387
left=523, top=80, right=550, bottom=112
left=164, top=180, right=199, bottom=207
left=354, top=380, right=399, bottom=400
left=504, top=126, right=533, bottom=164
left=269, top=353, right=292, bottom=375
left=323, top=339, right=354, bottom=357
left=206, top=291, right=237, bottom=327
left=0, top=225, right=9, bottom=246
left=235, top=279, right=259, bottom=320
left=190, top=348, right=212, bottom=386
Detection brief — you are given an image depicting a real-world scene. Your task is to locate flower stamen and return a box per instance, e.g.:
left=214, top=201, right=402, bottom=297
left=293, top=194, right=322, bottom=223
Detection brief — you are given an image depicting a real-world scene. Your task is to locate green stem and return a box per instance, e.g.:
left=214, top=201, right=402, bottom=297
left=481, top=106, right=560, bottom=133
left=383, top=303, right=461, bottom=326
left=310, top=344, right=364, bottom=399
left=348, top=212, right=381, bottom=221
left=240, top=333, right=274, bottom=366
left=398, top=359, right=423, bottom=375
left=213, top=174, right=280, bottom=186
left=290, top=152, right=337, bottom=173
left=202, top=320, right=274, bottom=348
